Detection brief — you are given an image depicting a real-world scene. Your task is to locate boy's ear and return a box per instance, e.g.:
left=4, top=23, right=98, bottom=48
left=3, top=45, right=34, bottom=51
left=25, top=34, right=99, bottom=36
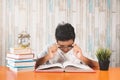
left=72, top=44, right=76, bottom=47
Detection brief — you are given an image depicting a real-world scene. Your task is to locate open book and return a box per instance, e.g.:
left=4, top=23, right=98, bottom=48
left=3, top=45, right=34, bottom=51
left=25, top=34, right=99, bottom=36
left=35, top=61, right=95, bottom=72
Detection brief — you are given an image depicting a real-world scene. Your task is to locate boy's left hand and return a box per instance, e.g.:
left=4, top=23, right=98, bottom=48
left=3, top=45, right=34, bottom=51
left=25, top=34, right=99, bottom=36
left=73, top=44, right=83, bottom=59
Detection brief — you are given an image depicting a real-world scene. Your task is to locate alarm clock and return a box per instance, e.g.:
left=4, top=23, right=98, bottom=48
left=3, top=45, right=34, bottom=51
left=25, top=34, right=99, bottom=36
left=18, top=31, right=30, bottom=48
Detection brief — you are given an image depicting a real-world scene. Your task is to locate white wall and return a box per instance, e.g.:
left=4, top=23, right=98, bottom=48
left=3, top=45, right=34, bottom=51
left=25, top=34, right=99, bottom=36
left=0, top=0, right=120, bottom=67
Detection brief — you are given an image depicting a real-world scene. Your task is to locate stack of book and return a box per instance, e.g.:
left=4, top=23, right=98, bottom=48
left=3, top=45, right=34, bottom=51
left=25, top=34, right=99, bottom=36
left=6, top=48, right=35, bottom=72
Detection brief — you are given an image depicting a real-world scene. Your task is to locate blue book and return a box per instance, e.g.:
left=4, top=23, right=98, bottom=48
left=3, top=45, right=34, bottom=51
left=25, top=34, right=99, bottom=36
left=7, top=65, right=34, bottom=72
left=6, top=57, right=36, bottom=62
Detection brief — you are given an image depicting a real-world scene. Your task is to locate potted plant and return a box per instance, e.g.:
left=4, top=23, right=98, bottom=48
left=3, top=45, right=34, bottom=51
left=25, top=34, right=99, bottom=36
left=96, top=48, right=112, bottom=70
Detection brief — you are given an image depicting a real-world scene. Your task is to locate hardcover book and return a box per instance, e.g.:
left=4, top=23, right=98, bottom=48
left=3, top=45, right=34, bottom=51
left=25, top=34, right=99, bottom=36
left=7, top=60, right=35, bottom=67
left=35, top=61, right=95, bottom=72
left=9, top=47, right=32, bottom=54
left=6, top=53, right=34, bottom=59
left=7, top=65, right=34, bottom=72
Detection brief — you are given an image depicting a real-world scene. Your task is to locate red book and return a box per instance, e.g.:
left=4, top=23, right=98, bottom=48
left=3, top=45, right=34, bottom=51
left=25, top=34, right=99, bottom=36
left=7, top=53, right=34, bottom=59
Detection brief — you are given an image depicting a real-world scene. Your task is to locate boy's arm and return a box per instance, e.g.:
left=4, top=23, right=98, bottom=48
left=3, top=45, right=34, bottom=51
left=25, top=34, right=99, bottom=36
left=73, top=44, right=99, bottom=70
left=80, top=56, right=99, bottom=70
left=35, top=43, right=58, bottom=69
left=35, top=55, right=50, bottom=69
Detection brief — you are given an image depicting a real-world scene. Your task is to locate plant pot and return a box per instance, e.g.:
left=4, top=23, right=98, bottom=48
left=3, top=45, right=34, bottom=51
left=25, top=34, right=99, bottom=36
left=99, top=60, right=110, bottom=70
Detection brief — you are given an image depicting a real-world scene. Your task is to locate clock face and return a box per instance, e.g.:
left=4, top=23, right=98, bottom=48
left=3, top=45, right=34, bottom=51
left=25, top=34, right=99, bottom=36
left=21, top=38, right=30, bottom=46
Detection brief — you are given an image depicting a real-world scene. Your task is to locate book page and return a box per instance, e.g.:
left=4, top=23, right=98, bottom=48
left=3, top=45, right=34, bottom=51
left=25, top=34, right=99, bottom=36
left=36, top=63, right=63, bottom=70
left=64, top=66, right=95, bottom=72
left=35, top=63, right=65, bottom=72
left=35, top=67, right=64, bottom=72
left=63, top=61, right=90, bottom=69
left=63, top=61, right=95, bottom=72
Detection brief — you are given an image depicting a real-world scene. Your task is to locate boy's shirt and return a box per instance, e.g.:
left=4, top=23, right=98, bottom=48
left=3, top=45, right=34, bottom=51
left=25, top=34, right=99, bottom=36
left=49, top=49, right=81, bottom=64
left=37, top=44, right=83, bottom=64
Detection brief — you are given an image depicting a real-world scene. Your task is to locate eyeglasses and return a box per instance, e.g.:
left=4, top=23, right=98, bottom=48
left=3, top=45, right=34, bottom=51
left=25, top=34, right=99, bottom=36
left=58, top=45, right=74, bottom=50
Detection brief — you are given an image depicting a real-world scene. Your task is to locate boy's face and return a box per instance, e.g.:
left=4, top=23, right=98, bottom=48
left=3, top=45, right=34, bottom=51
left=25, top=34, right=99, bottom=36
left=57, top=39, right=74, bottom=53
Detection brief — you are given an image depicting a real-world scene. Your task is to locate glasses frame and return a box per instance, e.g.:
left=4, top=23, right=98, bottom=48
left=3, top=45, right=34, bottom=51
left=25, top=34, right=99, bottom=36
left=58, top=45, right=74, bottom=50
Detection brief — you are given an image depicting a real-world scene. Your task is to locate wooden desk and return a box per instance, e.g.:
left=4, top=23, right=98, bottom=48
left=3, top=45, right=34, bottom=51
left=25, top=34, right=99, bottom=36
left=0, top=66, right=120, bottom=80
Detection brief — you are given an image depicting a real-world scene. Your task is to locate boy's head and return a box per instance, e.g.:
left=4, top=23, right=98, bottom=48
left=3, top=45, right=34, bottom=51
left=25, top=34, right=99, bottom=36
left=55, top=23, right=75, bottom=41
left=55, top=23, right=75, bottom=53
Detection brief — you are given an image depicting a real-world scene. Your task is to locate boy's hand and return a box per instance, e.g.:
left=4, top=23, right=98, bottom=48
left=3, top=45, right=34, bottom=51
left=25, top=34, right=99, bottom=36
left=46, top=43, right=58, bottom=59
left=73, top=44, right=83, bottom=59
left=34, top=44, right=58, bottom=69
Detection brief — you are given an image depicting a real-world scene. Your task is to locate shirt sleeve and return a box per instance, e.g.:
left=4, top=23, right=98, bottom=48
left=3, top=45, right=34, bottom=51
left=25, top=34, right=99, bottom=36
left=37, top=45, right=49, bottom=58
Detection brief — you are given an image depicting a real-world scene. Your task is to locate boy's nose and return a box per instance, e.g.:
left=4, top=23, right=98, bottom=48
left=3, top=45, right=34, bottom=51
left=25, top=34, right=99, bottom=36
left=62, top=48, right=70, bottom=53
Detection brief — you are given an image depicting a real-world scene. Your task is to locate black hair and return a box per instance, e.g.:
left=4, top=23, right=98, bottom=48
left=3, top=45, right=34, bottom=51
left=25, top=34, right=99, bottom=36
left=55, top=23, right=75, bottom=41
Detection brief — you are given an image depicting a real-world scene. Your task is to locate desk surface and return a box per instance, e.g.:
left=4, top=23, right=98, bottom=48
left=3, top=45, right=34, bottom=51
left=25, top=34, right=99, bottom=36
left=0, top=66, right=120, bottom=80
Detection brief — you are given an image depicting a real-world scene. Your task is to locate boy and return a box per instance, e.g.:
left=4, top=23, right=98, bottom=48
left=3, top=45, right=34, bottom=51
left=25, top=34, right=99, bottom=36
left=35, top=23, right=99, bottom=70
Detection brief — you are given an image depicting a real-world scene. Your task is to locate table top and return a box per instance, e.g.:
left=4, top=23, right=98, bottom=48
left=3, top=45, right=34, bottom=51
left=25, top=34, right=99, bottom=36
left=0, top=66, right=120, bottom=80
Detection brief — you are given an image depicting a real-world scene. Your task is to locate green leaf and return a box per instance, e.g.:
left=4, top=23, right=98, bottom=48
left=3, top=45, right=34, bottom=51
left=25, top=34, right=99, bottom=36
left=96, top=48, right=111, bottom=62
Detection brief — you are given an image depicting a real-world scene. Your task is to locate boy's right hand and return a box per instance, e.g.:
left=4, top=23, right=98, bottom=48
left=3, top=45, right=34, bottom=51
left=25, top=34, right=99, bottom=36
left=45, top=43, right=58, bottom=59
left=34, top=44, right=58, bottom=69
